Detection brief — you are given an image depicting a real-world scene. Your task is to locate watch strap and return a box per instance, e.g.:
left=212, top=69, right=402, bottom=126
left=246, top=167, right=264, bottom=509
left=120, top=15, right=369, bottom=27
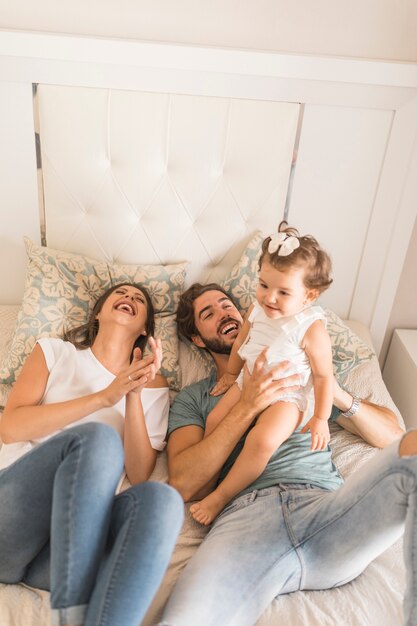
left=341, top=394, right=361, bottom=418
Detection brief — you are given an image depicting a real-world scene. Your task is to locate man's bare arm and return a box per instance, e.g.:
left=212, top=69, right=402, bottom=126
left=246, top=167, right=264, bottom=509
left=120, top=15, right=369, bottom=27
left=168, top=351, right=300, bottom=501
left=333, top=380, right=404, bottom=448
left=167, top=404, right=256, bottom=502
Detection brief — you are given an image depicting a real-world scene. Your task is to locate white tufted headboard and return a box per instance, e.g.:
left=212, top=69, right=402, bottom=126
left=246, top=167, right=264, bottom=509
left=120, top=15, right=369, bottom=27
left=36, top=85, right=299, bottom=287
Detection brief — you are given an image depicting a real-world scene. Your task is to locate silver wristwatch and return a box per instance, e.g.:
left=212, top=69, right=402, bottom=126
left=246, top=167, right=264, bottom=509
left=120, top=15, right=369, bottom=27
left=341, top=394, right=361, bottom=418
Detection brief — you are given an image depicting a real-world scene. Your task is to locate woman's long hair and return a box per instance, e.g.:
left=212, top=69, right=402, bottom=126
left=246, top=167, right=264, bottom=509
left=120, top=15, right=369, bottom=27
left=63, top=282, right=155, bottom=360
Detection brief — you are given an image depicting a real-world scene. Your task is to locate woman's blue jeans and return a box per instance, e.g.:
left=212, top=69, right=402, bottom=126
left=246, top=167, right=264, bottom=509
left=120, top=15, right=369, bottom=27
left=0, top=422, right=183, bottom=626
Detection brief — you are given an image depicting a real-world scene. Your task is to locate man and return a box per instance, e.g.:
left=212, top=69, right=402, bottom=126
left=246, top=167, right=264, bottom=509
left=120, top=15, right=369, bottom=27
left=159, top=283, right=414, bottom=626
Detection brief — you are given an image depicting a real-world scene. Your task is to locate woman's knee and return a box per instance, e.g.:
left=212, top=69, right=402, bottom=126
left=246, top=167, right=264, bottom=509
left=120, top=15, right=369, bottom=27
left=79, top=422, right=122, bottom=449
left=119, top=482, right=184, bottom=532
left=69, top=423, right=124, bottom=473
left=130, top=482, right=182, bottom=512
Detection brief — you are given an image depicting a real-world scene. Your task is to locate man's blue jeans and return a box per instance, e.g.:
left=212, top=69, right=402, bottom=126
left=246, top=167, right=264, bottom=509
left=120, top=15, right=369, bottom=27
left=0, top=422, right=183, bottom=626
left=160, top=437, right=416, bottom=625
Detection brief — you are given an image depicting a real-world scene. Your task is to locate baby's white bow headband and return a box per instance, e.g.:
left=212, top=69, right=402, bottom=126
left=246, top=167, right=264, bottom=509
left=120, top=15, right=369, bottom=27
left=268, top=232, right=300, bottom=257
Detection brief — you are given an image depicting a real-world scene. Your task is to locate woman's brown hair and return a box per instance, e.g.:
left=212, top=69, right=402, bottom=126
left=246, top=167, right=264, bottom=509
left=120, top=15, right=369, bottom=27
left=63, top=282, right=155, bottom=360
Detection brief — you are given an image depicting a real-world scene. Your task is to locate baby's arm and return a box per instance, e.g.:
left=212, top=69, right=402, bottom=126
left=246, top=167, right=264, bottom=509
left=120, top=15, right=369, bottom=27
left=210, top=305, right=253, bottom=396
left=301, top=319, right=334, bottom=451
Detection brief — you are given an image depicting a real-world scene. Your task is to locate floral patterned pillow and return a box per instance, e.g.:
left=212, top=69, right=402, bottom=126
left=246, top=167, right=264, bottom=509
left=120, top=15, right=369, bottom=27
left=220, top=231, right=374, bottom=382
left=221, top=231, right=263, bottom=314
left=0, top=238, right=187, bottom=390
left=324, top=309, right=374, bottom=384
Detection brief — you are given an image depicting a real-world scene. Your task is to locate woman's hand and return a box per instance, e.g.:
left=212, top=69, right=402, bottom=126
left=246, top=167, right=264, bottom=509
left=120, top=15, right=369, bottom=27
left=125, top=348, right=151, bottom=397
left=148, top=336, right=163, bottom=375
left=128, top=337, right=162, bottom=395
left=100, top=341, right=161, bottom=406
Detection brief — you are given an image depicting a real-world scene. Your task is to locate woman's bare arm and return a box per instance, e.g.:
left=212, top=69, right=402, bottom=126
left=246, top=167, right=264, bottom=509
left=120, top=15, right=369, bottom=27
left=0, top=344, right=156, bottom=444
left=0, top=345, right=109, bottom=442
left=124, top=340, right=166, bottom=484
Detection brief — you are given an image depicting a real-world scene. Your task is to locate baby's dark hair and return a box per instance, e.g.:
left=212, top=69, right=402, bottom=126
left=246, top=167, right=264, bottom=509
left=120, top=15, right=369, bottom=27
left=259, top=221, right=333, bottom=294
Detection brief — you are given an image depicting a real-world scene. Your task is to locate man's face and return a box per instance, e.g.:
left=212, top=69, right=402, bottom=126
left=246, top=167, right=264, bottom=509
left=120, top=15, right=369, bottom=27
left=192, top=290, right=243, bottom=355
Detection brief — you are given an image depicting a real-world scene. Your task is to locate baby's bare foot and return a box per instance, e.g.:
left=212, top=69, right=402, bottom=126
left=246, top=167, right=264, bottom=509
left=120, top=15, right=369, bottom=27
left=190, top=503, right=213, bottom=526
left=190, top=492, right=227, bottom=526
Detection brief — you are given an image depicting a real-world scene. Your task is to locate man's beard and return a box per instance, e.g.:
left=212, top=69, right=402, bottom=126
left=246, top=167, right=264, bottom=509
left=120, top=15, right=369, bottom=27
left=200, top=335, right=233, bottom=355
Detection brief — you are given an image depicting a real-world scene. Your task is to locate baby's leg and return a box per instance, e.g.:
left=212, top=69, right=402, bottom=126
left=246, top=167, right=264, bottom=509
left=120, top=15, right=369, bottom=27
left=191, top=402, right=302, bottom=525
left=205, top=384, right=241, bottom=437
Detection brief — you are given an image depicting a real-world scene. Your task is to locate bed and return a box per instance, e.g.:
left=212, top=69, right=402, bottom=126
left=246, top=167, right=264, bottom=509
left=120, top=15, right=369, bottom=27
left=0, top=278, right=406, bottom=626
left=0, top=61, right=412, bottom=624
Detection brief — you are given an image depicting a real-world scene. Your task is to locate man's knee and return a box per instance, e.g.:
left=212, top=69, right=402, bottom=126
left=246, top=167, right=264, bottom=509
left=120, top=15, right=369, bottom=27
left=399, top=430, right=417, bottom=457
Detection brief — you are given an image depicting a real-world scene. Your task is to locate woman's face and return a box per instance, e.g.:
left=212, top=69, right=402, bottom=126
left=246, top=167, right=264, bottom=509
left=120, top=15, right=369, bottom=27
left=97, top=285, right=148, bottom=336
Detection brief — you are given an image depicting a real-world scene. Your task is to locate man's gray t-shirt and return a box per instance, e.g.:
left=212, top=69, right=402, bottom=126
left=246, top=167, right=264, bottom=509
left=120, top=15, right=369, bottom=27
left=168, top=372, right=343, bottom=496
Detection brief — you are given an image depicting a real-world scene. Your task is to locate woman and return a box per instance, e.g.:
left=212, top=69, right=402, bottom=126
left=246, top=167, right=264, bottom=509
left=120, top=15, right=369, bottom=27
left=0, top=282, right=183, bottom=626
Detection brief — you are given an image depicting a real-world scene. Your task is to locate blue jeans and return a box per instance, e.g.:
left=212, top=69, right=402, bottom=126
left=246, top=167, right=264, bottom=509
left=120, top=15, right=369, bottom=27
left=0, top=423, right=183, bottom=626
left=160, top=437, right=416, bottom=626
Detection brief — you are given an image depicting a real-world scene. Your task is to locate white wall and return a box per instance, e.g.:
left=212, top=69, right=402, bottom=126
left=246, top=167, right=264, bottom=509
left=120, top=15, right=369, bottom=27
left=0, top=82, right=40, bottom=303
left=383, top=216, right=417, bottom=361
left=1, top=0, right=417, bottom=62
